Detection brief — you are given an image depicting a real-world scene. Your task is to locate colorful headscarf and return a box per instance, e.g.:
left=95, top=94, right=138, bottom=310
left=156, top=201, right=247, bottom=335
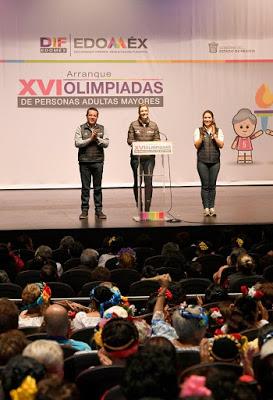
left=179, top=305, right=208, bottom=328
left=90, top=285, right=123, bottom=317
left=21, top=282, right=51, bottom=311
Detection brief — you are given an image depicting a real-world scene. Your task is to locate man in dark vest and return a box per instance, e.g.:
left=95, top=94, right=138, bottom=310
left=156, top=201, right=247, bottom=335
left=75, top=107, right=109, bottom=219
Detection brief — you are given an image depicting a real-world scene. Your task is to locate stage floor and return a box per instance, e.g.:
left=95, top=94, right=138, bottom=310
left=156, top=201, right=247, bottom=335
left=0, top=186, right=273, bottom=231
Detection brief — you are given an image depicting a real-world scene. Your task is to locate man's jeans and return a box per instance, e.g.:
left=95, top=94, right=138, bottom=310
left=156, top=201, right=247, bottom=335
left=79, top=162, right=103, bottom=212
left=130, top=156, right=155, bottom=211
left=197, top=160, right=220, bottom=208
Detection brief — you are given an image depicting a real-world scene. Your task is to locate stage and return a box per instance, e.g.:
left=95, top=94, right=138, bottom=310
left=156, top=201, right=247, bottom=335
left=0, top=186, right=272, bottom=249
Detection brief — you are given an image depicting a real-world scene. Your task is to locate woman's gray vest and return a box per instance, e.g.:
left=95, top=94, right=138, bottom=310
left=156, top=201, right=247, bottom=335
left=197, top=127, right=220, bottom=163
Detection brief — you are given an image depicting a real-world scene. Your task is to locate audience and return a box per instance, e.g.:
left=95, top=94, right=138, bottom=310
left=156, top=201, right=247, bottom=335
left=2, top=227, right=273, bottom=399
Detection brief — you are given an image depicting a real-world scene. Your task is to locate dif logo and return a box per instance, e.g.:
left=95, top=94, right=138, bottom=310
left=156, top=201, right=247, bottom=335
left=40, top=37, right=67, bottom=53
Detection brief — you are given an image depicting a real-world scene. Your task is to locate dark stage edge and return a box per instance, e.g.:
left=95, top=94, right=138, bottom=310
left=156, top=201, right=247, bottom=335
left=1, top=186, right=273, bottom=249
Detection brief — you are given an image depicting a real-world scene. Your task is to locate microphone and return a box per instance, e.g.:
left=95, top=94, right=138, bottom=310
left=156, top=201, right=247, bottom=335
left=160, top=132, right=168, bottom=141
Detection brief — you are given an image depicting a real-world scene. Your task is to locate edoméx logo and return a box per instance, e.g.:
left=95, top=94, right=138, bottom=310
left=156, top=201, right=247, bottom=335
left=73, top=36, right=148, bottom=54
left=40, top=37, right=67, bottom=53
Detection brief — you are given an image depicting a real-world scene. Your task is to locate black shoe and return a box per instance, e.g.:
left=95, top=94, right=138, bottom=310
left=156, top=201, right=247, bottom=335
left=79, top=210, right=88, bottom=219
left=95, top=211, right=107, bottom=219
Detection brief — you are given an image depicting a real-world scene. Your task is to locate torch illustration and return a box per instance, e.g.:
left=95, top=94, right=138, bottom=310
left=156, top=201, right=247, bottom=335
left=254, top=83, right=273, bottom=135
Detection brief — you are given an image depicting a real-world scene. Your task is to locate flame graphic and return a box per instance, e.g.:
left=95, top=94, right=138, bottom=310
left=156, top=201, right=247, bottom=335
left=255, top=84, right=273, bottom=108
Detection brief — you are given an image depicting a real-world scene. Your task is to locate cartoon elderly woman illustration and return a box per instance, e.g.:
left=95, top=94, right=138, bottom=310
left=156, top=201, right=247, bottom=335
left=231, top=108, right=263, bottom=163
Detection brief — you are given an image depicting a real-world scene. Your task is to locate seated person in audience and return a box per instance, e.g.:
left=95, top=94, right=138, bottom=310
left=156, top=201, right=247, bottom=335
left=40, top=261, right=59, bottom=282
left=114, top=247, right=137, bottom=270
left=37, top=376, right=79, bottom=400
left=255, top=336, right=273, bottom=400
left=62, top=241, right=84, bottom=272
left=0, top=243, right=25, bottom=272
left=1, top=355, right=46, bottom=400
left=255, top=281, right=273, bottom=310
left=71, top=284, right=121, bottom=331
left=19, top=282, right=52, bottom=328
left=90, top=266, right=111, bottom=282
left=161, top=241, right=186, bottom=271
left=151, top=275, right=208, bottom=350
left=76, top=248, right=99, bottom=271
left=192, top=240, right=214, bottom=261
left=143, top=336, right=177, bottom=366
left=200, top=333, right=245, bottom=365
left=0, top=298, right=19, bottom=333
left=23, top=339, right=64, bottom=379
left=118, top=348, right=179, bottom=400
left=171, top=306, right=208, bottom=350
left=141, top=264, right=158, bottom=279
left=258, top=254, right=273, bottom=276
left=44, top=304, right=91, bottom=351
left=263, top=263, right=273, bottom=283
left=0, top=243, right=19, bottom=281
left=25, top=245, right=63, bottom=276
left=0, top=269, right=11, bottom=283
left=0, top=330, right=28, bottom=366
left=213, top=247, right=247, bottom=286
left=181, top=368, right=256, bottom=400
left=52, top=235, right=75, bottom=264
left=186, top=261, right=203, bottom=278
left=143, top=276, right=186, bottom=315
left=98, top=235, right=124, bottom=267
left=227, top=253, right=257, bottom=289
left=203, top=283, right=229, bottom=304
left=9, top=233, right=34, bottom=253
left=25, top=245, right=53, bottom=270
left=94, top=317, right=139, bottom=366
left=219, top=288, right=268, bottom=334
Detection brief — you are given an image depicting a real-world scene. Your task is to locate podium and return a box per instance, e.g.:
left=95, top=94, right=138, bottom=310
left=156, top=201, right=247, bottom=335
left=132, top=141, right=173, bottom=222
